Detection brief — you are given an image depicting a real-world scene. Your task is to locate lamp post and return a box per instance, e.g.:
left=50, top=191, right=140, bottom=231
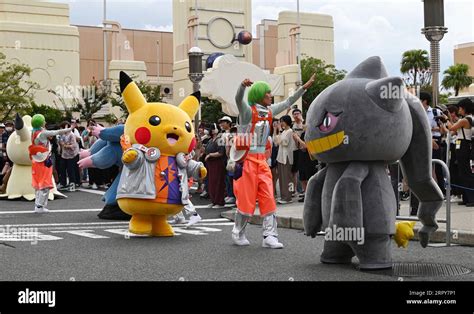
left=188, top=46, right=204, bottom=128
left=103, top=0, right=108, bottom=87
left=296, top=0, right=302, bottom=87
left=188, top=46, right=204, bottom=93
left=422, top=0, right=448, bottom=107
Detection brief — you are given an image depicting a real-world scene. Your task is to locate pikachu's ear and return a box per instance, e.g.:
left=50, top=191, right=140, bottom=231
left=120, top=71, right=146, bottom=114
left=178, top=91, right=200, bottom=119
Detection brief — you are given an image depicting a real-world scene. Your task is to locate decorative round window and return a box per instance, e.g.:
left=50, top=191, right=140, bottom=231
left=206, top=17, right=236, bottom=49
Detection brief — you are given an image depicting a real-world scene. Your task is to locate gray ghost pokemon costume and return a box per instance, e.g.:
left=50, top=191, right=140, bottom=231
left=303, top=56, right=443, bottom=270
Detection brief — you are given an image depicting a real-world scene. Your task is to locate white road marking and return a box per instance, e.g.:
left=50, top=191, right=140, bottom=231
left=50, top=230, right=109, bottom=239
left=0, top=218, right=232, bottom=241
left=173, top=227, right=208, bottom=235
left=0, top=209, right=102, bottom=215
left=0, top=232, right=62, bottom=241
left=0, top=221, right=128, bottom=228
left=0, top=218, right=230, bottom=229
left=103, top=229, right=151, bottom=238
left=0, top=205, right=218, bottom=215
left=75, top=188, right=106, bottom=195
left=189, top=226, right=223, bottom=232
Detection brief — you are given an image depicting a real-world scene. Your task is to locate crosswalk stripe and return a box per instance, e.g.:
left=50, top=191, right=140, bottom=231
left=75, top=188, right=106, bottom=195
left=0, top=221, right=129, bottom=228
left=0, top=209, right=102, bottom=215
left=50, top=230, right=109, bottom=239
left=0, top=205, right=219, bottom=215
left=103, top=229, right=151, bottom=238
left=172, top=227, right=208, bottom=235
left=0, top=218, right=230, bottom=228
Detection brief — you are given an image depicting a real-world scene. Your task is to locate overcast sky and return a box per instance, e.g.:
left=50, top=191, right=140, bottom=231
left=50, top=0, right=473, bottom=77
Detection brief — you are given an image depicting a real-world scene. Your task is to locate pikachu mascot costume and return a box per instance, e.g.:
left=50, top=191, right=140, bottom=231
left=116, top=72, right=207, bottom=236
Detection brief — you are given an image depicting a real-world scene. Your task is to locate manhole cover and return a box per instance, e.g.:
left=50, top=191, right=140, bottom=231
left=392, top=263, right=471, bottom=277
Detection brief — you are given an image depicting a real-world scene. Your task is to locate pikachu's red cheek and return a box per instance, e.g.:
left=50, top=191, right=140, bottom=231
left=135, top=127, right=151, bottom=145
left=188, top=137, right=196, bottom=153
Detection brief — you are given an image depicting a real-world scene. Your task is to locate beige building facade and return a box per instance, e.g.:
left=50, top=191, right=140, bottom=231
left=0, top=0, right=335, bottom=117
left=453, top=42, right=474, bottom=95
left=0, top=0, right=79, bottom=107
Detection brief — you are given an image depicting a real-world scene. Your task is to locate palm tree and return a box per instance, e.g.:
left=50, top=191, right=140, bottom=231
left=400, top=49, right=430, bottom=87
left=441, top=64, right=473, bottom=96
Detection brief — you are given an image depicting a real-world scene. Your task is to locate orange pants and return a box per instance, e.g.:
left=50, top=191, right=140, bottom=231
left=32, top=161, right=53, bottom=190
left=233, top=153, right=276, bottom=216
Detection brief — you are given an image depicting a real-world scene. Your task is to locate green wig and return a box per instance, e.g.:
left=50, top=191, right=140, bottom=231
left=248, top=81, right=271, bottom=106
left=31, top=114, right=45, bottom=130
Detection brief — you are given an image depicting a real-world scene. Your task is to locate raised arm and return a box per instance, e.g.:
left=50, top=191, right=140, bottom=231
left=270, top=73, right=316, bottom=116
left=35, top=128, right=71, bottom=144
left=236, top=79, right=253, bottom=124
left=270, top=87, right=306, bottom=117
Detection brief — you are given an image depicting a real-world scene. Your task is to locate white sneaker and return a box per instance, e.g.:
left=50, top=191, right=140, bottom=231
left=232, top=233, right=250, bottom=246
left=224, top=196, right=230, bottom=203
left=262, top=236, right=284, bottom=249
left=277, top=199, right=293, bottom=204
left=212, top=204, right=224, bottom=209
left=169, top=216, right=186, bottom=224
left=57, top=184, right=68, bottom=191
left=91, top=183, right=98, bottom=190
left=34, top=207, right=49, bottom=214
left=186, top=214, right=202, bottom=227
left=225, top=197, right=236, bottom=204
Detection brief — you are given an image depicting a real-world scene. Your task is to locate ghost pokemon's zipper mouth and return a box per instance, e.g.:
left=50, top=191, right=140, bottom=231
left=167, top=133, right=179, bottom=145
left=307, top=131, right=345, bottom=155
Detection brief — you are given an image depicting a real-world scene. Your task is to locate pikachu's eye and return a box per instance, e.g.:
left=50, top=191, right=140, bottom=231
left=185, top=122, right=192, bottom=133
left=149, top=116, right=161, bottom=126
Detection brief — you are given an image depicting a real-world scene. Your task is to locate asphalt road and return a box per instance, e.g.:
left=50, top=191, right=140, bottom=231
left=1, top=189, right=473, bottom=281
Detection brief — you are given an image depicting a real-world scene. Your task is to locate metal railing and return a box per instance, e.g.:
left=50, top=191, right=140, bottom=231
left=395, top=159, right=452, bottom=247
left=395, top=130, right=453, bottom=247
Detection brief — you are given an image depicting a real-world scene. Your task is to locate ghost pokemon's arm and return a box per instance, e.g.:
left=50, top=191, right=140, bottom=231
left=303, top=167, right=327, bottom=237
left=91, top=143, right=122, bottom=169
left=400, top=94, right=443, bottom=248
left=329, top=162, right=369, bottom=229
left=98, top=125, right=124, bottom=143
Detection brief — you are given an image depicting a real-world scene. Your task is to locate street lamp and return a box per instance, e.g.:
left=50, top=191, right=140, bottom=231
left=188, top=46, right=204, bottom=93
left=188, top=46, right=204, bottom=129
left=421, top=0, right=448, bottom=107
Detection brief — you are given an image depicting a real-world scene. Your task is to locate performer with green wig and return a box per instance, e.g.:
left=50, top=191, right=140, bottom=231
left=231, top=74, right=316, bottom=248
left=28, top=114, right=71, bottom=213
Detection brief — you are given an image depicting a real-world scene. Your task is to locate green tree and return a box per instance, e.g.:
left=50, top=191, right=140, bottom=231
left=400, top=49, right=431, bottom=88
left=201, top=97, right=225, bottom=124
left=72, top=78, right=109, bottom=121
left=441, top=63, right=473, bottom=96
left=25, top=103, right=65, bottom=126
left=111, top=80, right=163, bottom=119
left=439, top=93, right=452, bottom=105
left=300, top=57, right=346, bottom=116
left=0, top=52, right=39, bottom=121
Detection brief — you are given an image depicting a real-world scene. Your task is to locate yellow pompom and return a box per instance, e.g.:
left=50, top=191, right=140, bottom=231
left=200, top=166, right=207, bottom=179
left=122, top=150, right=138, bottom=164
left=394, top=221, right=416, bottom=248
